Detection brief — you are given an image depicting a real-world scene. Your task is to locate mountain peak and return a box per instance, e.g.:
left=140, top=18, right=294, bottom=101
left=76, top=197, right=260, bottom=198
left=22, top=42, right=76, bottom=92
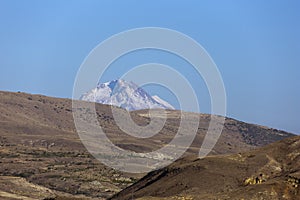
left=81, top=79, right=174, bottom=111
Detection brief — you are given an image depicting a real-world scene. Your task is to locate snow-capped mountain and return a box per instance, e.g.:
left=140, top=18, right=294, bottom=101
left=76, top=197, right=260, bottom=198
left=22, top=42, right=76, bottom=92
left=80, top=79, right=175, bottom=111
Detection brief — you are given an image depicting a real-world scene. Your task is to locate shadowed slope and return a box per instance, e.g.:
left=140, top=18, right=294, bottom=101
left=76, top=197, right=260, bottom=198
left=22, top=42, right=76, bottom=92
left=111, top=136, right=300, bottom=200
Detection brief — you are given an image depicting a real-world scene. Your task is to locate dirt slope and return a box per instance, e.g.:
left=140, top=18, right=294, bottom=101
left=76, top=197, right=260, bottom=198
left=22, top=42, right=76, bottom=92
left=0, top=91, right=295, bottom=199
left=111, top=136, right=300, bottom=200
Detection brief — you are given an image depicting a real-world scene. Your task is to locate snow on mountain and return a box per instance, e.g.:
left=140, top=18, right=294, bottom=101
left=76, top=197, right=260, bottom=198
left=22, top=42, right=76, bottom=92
left=152, top=95, right=175, bottom=110
left=80, top=79, right=174, bottom=111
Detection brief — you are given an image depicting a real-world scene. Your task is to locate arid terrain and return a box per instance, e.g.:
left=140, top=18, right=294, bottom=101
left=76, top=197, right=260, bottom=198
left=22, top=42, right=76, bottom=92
left=111, top=136, right=300, bottom=200
left=0, top=91, right=296, bottom=199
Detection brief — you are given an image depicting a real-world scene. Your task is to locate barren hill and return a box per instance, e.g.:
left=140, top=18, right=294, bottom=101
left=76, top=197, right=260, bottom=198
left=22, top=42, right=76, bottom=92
left=0, top=91, right=295, bottom=199
left=111, top=136, right=300, bottom=200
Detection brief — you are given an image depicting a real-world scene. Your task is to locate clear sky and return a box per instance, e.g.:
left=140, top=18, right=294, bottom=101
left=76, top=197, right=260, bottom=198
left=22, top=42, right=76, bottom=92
left=0, top=0, right=299, bottom=134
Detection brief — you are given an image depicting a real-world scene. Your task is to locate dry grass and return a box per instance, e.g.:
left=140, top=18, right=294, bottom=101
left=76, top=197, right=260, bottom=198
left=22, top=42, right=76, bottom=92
left=0, top=91, right=295, bottom=199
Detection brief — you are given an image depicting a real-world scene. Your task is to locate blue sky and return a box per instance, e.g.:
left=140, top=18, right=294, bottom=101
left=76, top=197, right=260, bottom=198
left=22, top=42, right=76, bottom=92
left=0, top=0, right=299, bottom=134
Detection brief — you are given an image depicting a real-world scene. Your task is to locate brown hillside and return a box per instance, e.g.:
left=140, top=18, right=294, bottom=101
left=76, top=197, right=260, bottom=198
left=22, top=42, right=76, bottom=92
left=0, top=91, right=295, bottom=199
left=111, top=136, right=300, bottom=200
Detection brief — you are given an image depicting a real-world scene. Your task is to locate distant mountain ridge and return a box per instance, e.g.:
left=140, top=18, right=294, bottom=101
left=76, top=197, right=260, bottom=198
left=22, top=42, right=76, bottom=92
left=80, top=79, right=175, bottom=110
